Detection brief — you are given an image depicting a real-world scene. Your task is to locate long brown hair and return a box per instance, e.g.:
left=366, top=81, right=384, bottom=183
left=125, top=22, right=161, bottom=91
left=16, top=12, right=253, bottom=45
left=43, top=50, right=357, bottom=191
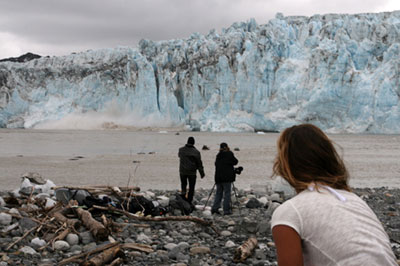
left=272, top=124, right=350, bottom=193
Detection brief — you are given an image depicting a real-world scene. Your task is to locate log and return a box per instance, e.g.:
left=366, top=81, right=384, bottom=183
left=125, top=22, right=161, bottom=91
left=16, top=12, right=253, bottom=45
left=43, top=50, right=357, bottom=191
left=81, top=245, right=124, bottom=266
left=94, top=205, right=212, bottom=226
left=233, top=237, right=258, bottom=262
left=121, top=243, right=154, bottom=253
left=59, top=242, right=119, bottom=265
left=109, top=257, right=123, bottom=266
left=52, top=211, right=81, bottom=229
left=74, top=206, right=109, bottom=241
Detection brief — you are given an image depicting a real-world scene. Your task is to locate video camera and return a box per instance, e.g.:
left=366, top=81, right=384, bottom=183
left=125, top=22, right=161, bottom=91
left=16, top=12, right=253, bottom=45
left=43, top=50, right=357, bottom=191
left=234, top=166, right=244, bottom=175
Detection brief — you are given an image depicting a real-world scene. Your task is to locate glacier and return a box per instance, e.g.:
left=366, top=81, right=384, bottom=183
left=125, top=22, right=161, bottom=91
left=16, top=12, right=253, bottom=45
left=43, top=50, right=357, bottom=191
left=1, top=11, right=400, bottom=133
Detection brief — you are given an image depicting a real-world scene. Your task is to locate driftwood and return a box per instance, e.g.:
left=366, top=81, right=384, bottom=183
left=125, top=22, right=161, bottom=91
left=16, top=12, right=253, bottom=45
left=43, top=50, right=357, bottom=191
left=233, top=237, right=258, bottom=262
left=59, top=242, right=119, bottom=265
left=52, top=185, right=140, bottom=196
left=121, top=243, right=154, bottom=253
left=109, top=257, right=123, bottom=266
left=81, top=245, right=124, bottom=266
left=52, top=211, right=81, bottom=229
left=71, top=203, right=109, bottom=241
left=5, top=226, right=38, bottom=251
left=93, top=205, right=219, bottom=234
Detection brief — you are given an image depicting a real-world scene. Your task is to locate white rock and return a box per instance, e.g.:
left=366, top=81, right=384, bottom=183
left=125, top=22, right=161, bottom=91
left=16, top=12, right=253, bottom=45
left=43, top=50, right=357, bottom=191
left=136, top=232, right=151, bottom=244
left=45, top=198, right=57, bottom=209
left=220, top=230, right=232, bottom=237
left=66, top=233, right=79, bottom=246
left=156, top=196, right=170, bottom=207
left=0, top=213, right=12, bottom=225
left=35, top=193, right=50, bottom=199
left=258, top=196, right=269, bottom=206
left=31, top=237, right=46, bottom=248
left=0, top=197, right=5, bottom=207
left=20, top=178, right=33, bottom=189
left=225, top=240, right=236, bottom=248
left=54, top=240, right=70, bottom=251
left=202, top=210, right=212, bottom=219
left=269, top=193, right=281, bottom=202
left=145, top=191, right=155, bottom=198
left=39, top=180, right=56, bottom=195
left=19, top=246, right=38, bottom=255
left=1, top=223, right=18, bottom=233
left=164, top=243, right=178, bottom=250
left=8, top=208, right=20, bottom=215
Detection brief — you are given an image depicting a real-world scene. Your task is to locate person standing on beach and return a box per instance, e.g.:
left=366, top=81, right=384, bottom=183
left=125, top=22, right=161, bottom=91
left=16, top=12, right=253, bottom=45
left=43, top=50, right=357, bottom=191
left=271, top=124, right=397, bottom=266
left=211, top=142, right=238, bottom=215
left=178, top=136, right=205, bottom=204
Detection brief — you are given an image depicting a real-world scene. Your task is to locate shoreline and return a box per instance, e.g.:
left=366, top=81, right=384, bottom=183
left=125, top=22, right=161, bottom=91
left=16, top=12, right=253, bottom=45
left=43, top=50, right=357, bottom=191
left=0, top=184, right=399, bottom=265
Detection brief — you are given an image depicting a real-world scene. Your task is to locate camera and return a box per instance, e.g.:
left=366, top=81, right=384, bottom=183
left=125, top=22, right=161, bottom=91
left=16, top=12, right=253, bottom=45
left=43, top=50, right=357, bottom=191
left=234, top=166, right=244, bottom=175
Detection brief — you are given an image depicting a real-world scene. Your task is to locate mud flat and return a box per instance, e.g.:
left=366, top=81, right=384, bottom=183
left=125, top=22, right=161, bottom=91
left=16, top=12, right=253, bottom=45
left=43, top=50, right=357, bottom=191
left=1, top=129, right=400, bottom=192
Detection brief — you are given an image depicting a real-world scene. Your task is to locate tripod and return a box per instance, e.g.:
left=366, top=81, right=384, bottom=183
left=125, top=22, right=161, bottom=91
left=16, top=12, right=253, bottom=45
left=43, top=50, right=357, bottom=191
left=203, top=182, right=240, bottom=214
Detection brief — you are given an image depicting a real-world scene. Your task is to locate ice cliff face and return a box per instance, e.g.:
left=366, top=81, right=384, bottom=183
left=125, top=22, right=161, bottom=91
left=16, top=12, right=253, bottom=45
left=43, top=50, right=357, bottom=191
left=1, top=11, right=400, bottom=132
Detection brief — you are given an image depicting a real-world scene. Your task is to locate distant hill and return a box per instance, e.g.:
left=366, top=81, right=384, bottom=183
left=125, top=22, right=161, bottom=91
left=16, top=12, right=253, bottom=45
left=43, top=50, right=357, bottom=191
left=0, top=52, right=41, bottom=63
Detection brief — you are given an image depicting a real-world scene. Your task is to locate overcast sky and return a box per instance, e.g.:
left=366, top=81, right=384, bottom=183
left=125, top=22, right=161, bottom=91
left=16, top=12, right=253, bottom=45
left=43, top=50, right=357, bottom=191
left=0, top=0, right=399, bottom=59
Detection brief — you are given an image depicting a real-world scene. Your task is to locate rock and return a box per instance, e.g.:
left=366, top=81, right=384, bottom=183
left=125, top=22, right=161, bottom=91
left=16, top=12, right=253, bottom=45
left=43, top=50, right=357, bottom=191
left=190, top=246, right=211, bottom=255
left=269, top=193, right=281, bottom=202
left=246, top=198, right=262, bottom=208
left=70, top=245, right=82, bottom=253
left=8, top=208, right=20, bottom=216
left=225, top=240, right=236, bottom=248
left=257, top=221, right=271, bottom=235
left=21, top=172, right=46, bottom=185
left=164, top=243, right=178, bottom=250
left=180, top=228, right=190, bottom=235
left=83, top=242, right=97, bottom=253
left=137, top=232, right=151, bottom=244
left=156, top=196, right=170, bottom=207
left=258, top=196, right=269, bottom=206
left=0, top=197, right=4, bottom=207
left=79, top=231, right=94, bottom=245
left=0, top=213, right=12, bottom=225
left=177, top=242, right=190, bottom=250
left=54, top=240, right=70, bottom=251
left=34, top=193, right=50, bottom=200
left=1, top=223, right=18, bottom=233
left=19, top=246, right=38, bottom=256
left=66, top=233, right=79, bottom=246
left=45, top=198, right=56, bottom=209
left=19, top=217, right=38, bottom=231
left=220, top=230, right=232, bottom=237
left=31, top=237, right=46, bottom=249
left=202, top=145, right=210, bottom=150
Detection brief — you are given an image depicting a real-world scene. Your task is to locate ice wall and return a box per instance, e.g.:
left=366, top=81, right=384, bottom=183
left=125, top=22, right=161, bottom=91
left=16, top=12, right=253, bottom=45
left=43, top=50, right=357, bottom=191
left=1, top=11, right=400, bottom=132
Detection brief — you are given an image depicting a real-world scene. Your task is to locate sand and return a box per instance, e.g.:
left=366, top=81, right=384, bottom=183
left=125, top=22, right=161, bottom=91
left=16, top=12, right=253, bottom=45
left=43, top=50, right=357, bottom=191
left=1, top=129, right=400, bottom=191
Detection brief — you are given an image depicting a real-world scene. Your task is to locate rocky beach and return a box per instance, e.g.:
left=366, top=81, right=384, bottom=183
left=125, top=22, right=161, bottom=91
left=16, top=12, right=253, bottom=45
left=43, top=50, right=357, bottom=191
left=0, top=176, right=399, bottom=266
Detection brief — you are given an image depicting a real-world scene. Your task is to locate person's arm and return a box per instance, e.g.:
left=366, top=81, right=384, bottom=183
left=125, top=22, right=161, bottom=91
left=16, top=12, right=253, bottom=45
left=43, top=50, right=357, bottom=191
left=230, top=152, right=238, bottom=165
left=272, top=225, right=304, bottom=266
left=195, top=150, right=205, bottom=177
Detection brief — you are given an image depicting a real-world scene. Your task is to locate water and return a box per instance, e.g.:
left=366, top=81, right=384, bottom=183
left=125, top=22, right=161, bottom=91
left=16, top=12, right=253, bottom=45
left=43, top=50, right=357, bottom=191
left=1, top=129, right=400, bottom=191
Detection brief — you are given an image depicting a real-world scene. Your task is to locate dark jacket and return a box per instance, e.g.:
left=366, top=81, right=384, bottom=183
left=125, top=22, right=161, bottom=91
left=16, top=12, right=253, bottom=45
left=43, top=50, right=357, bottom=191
left=214, top=150, right=238, bottom=183
left=178, top=144, right=205, bottom=176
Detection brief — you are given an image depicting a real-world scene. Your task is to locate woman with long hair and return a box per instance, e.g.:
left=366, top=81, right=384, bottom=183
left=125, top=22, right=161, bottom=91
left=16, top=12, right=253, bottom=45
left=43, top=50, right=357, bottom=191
left=271, top=124, right=396, bottom=266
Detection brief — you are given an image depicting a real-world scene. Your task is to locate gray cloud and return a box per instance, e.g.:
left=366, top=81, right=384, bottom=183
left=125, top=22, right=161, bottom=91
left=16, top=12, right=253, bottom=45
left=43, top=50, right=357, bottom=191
left=0, top=0, right=398, bottom=58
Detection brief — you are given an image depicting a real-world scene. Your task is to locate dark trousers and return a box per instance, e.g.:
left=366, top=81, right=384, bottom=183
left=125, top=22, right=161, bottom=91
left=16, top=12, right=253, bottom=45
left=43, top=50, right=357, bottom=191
left=180, top=174, right=196, bottom=203
left=211, top=182, right=232, bottom=214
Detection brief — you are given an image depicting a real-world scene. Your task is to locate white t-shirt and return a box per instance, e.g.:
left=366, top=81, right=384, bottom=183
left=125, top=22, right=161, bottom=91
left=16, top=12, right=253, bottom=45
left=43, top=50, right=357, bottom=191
left=271, top=187, right=397, bottom=266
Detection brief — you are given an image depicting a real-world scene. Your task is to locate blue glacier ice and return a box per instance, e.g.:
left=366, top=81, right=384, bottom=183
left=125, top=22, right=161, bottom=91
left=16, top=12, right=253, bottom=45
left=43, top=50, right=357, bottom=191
left=1, top=11, right=400, bottom=133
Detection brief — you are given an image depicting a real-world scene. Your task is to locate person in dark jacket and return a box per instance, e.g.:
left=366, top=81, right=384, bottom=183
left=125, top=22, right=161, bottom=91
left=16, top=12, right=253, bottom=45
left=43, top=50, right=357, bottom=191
left=178, top=136, right=205, bottom=203
left=211, top=142, right=238, bottom=215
